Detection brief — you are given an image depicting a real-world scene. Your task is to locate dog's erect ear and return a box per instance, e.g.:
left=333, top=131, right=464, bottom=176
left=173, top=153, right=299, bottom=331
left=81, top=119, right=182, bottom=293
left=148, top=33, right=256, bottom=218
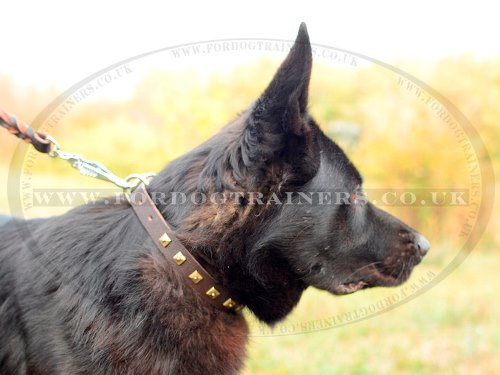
left=256, top=22, right=312, bottom=134
left=241, top=23, right=313, bottom=169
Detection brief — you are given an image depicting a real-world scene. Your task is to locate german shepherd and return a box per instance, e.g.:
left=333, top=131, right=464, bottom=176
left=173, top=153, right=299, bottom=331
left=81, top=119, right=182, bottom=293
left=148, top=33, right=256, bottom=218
left=0, top=23, right=429, bottom=374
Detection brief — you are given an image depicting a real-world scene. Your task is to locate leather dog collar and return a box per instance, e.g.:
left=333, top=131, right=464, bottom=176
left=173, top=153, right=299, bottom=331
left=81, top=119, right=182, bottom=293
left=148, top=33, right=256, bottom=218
left=129, top=184, right=243, bottom=312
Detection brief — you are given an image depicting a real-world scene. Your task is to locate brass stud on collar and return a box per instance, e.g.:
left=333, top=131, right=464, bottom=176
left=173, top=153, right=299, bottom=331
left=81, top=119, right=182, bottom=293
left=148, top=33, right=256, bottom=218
left=189, top=270, right=203, bottom=284
left=159, top=233, right=171, bottom=247
left=223, top=298, right=236, bottom=309
left=206, top=287, right=220, bottom=299
left=173, top=251, right=186, bottom=265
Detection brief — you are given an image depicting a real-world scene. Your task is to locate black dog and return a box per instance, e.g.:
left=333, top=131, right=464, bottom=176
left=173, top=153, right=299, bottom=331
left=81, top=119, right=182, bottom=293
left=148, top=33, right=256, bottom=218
left=0, top=23, right=429, bottom=374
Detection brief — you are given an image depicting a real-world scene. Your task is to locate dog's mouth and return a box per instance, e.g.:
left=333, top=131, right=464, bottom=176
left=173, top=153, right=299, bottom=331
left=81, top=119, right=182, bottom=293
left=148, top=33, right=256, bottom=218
left=332, top=280, right=369, bottom=295
left=331, top=260, right=419, bottom=295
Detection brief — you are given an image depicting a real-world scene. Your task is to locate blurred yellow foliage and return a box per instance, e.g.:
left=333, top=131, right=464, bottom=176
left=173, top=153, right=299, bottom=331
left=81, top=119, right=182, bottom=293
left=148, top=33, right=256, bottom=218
left=0, top=57, right=498, bottom=249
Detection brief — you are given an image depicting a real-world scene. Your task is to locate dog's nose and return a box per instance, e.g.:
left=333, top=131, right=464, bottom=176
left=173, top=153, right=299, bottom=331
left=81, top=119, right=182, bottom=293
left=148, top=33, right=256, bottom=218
left=416, top=234, right=431, bottom=256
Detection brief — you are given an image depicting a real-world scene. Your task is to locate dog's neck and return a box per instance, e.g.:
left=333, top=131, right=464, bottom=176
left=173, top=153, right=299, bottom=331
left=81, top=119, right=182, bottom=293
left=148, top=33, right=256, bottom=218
left=147, top=151, right=306, bottom=324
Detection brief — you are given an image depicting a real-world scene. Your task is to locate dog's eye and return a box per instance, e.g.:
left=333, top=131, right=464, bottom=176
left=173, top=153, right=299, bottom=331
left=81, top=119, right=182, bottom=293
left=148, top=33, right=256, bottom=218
left=350, top=192, right=367, bottom=206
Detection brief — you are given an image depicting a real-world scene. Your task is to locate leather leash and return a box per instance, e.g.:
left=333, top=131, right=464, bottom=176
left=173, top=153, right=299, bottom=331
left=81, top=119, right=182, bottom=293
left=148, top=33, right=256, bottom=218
left=130, top=184, right=244, bottom=312
left=0, top=109, right=52, bottom=153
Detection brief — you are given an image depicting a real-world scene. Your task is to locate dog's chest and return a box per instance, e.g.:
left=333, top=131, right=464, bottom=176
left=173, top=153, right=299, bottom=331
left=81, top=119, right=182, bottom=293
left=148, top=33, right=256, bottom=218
left=96, top=254, right=251, bottom=375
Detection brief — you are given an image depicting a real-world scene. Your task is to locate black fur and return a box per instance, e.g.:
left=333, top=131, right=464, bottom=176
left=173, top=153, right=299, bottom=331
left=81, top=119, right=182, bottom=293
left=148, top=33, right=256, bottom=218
left=0, top=23, right=429, bottom=374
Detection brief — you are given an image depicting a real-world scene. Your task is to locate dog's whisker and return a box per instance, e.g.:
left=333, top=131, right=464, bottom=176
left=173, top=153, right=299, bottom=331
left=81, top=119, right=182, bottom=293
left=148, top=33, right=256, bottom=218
left=343, top=261, right=385, bottom=281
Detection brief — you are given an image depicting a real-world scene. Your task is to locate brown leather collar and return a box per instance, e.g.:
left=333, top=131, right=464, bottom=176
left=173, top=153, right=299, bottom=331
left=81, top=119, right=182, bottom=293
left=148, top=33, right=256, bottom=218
left=129, top=184, right=244, bottom=312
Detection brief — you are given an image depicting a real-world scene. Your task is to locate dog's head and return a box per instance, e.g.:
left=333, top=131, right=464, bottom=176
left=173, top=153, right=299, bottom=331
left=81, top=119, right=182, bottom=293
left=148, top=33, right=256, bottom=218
left=152, top=23, right=429, bottom=322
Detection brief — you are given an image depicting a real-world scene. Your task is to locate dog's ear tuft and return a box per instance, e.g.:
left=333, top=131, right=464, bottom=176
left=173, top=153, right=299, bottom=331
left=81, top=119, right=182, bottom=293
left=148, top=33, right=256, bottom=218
left=242, top=23, right=313, bottom=168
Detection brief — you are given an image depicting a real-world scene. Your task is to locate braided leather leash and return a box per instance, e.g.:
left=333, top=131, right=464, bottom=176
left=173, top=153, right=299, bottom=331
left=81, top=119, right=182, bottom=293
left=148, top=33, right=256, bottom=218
left=0, top=109, right=52, bottom=153
left=0, top=108, right=154, bottom=190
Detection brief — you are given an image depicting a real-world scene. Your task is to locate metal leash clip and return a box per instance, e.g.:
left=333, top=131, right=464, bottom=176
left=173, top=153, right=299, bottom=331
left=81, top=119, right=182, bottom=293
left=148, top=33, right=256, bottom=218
left=45, top=135, right=156, bottom=198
